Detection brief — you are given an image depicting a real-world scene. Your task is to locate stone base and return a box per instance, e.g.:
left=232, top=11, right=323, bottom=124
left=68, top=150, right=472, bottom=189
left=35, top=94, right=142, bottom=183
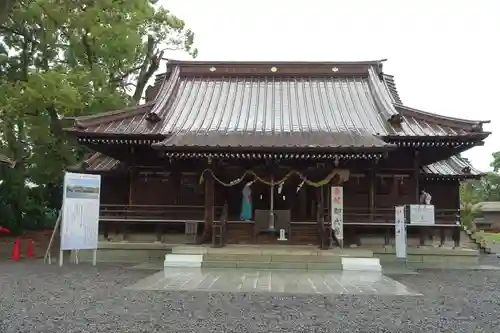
left=167, top=245, right=376, bottom=271
left=372, top=246, right=480, bottom=265
left=341, top=257, right=382, bottom=271
left=76, top=241, right=174, bottom=263
left=164, top=254, right=203, bottom=268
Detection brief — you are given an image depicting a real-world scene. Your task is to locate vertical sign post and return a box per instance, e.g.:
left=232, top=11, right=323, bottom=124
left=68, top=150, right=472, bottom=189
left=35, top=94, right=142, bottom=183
left=331, top=186, right=344, bottom=248
left=395, top=205, right=407, bottom=260
left=59, top=172, right=101, bottom=266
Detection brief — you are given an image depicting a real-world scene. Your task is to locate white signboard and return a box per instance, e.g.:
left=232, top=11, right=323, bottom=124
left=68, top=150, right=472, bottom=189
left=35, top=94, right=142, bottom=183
left=408, top=204, right=435, bottom=225
left=395, top=206, right=407, bottom=259
left=331, top=186, right=343, bottom=243
left=60, top=172, right=101, bottom=251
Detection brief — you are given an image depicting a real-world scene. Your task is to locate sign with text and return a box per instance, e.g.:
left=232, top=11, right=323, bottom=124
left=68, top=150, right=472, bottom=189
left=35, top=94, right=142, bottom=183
left=407, top=204, right=435, bottom=225
left=395, top=206, right=407, bottom=259
left=330, top=186, right=343, bottom=242
left=60, top=172, right=101, bottom=250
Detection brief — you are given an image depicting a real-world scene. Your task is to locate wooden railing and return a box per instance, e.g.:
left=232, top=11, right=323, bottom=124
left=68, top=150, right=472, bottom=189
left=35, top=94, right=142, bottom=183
left=212, top=203, right=228, bottom=247
left=319, top=207, right=460, bottom=225
left=99, top=204, right=223, bottom=223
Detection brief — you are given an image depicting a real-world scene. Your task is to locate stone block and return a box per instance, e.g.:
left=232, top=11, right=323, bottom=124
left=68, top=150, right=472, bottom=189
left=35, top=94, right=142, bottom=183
left=237, top=261, right=271, bottom=269
left=307, top=262, right=343, bottom=270
left=268, top=262, right=308, bottom=269
left=202, top=261, right=237, bottom=268
left=205, top=254, right=271, bottom=262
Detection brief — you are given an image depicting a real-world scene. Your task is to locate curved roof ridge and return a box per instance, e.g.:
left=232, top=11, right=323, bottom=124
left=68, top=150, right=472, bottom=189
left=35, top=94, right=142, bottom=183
left=146, top=65, right=181, bottom=122
left=382, top=74, right=403, bottom=104
left=367, top=66, right=401, bottom=123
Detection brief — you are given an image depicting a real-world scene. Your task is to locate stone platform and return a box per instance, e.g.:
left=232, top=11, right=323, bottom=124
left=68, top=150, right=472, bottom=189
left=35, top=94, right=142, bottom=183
left=73, top=242, right=480, bottom=267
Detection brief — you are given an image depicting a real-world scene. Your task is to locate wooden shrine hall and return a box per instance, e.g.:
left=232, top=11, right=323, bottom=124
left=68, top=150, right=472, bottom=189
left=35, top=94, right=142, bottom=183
left=64, top=60, right=489, bottom=249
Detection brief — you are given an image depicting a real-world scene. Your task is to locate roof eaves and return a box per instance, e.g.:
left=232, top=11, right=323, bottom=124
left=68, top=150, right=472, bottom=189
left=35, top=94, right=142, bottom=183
left=396, top=104, right=490, bottom=130
left=67, top=102, right=155, bottom=129
left=421, top=155, right=484, bottom=177
left=166, top=59, right=389, bottom=67
left=68, top=153, right=121, bottom=172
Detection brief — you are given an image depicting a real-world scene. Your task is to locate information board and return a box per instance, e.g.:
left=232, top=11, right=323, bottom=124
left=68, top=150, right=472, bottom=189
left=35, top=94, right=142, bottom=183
left=331, top=186, right=344, bottom=243
left=60, top=172, right=101, bottom=250
left=408, top=204, right=435, bottom=225
left=395, top=206, right=407, bottom=259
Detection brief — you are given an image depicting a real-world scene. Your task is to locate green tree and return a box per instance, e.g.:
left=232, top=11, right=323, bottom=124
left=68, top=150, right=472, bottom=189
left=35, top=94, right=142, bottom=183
left=0, top=0, right=16, bottom=24
left=460, top=180, right=482, bottom=228
left=0, top=0, right=197, bottom=232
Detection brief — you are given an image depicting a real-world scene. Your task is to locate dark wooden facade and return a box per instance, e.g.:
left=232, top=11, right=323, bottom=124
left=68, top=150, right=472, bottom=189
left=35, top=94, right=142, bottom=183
left=65, top=60, right=489, bottom=248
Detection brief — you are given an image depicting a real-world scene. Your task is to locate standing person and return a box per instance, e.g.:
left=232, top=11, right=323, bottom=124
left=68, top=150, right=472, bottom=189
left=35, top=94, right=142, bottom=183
left=419, top=189, right=432, bottom=205
left=240, top=180, right=255, bottom=221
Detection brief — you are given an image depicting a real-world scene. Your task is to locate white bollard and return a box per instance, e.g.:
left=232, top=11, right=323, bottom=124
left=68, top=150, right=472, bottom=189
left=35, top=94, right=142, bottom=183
left=278, top=228, right=287, bottom=241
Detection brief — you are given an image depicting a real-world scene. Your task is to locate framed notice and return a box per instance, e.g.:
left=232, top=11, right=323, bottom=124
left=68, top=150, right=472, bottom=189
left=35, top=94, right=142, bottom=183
left=407, top=204, right=435, bottom=225
left=395, top=206, right=407, bottom=259
left=330, top=186, right=343, bottom=244
left=60, top=172, right=101, bottom=251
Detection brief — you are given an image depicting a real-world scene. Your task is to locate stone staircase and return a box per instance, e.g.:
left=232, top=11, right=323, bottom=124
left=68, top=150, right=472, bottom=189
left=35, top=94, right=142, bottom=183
left=163, top=245, right=382, bottom=271
left=463, top=226, right=493, bottom=253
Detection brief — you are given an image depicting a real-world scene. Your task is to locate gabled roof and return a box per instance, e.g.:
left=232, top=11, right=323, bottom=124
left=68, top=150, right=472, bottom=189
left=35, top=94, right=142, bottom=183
left=66, top=60, right=490, bottom=150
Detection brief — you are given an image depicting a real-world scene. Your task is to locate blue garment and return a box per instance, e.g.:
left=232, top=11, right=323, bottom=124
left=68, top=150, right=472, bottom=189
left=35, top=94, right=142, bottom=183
left=240, top=196, right=253, bottom=221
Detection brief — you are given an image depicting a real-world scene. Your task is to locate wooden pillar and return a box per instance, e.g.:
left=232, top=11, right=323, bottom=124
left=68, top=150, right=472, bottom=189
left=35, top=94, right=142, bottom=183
left=298, top=184, right=306, bottom=220
left=413, top=150, right=420, bottom=202
left=121, top=168, right=135, bottom=241
left=386, top=176, right=399, bottom=246
left=413, top=151, right=426, bottom=246
left=200, top=171, right=214, bottom=244
left=369, top=169, right=376, bottom=222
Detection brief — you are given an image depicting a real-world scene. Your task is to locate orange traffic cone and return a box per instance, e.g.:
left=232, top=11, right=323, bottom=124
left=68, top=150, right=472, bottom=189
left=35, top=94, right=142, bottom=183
left=12, top=239, right=20, bottom=261
left=27, top=239, right=34, bottom=258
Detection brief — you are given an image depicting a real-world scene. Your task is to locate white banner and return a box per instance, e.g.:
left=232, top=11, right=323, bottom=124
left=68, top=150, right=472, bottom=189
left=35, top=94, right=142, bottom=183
left=60, top=172, right=101, bottom=250
left=395, top=206, right=407, bottom=259
left=331, top=186, right=343, bottom=241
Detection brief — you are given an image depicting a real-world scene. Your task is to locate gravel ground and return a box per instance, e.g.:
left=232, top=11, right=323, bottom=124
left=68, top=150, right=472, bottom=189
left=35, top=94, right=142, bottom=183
left=1, top=261, right=499, bottom=333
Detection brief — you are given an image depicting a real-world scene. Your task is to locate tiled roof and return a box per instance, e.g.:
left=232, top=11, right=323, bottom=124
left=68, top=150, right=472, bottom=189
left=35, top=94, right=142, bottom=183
left=68, top=60, right=490, bottom=149
left=421, top=155, right=483, bottom=177
left=69, top=153, right=120, bottom=172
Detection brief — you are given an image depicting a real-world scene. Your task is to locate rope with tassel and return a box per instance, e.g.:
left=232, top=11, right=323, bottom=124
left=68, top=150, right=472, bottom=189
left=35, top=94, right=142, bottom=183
left=199, top=168, right=349, bottom=187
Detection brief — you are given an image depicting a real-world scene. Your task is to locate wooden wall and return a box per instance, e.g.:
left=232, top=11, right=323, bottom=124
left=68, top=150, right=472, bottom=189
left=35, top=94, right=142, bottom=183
left=100, top=173, right=129, bottom=205
left=419, top=179, right=460, bottom=210
left=99, top=165, right=461, bottom=221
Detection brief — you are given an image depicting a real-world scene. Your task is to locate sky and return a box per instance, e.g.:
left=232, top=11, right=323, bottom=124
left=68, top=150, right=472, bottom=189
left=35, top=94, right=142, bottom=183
left=159, top=0, right=500, bottom=171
